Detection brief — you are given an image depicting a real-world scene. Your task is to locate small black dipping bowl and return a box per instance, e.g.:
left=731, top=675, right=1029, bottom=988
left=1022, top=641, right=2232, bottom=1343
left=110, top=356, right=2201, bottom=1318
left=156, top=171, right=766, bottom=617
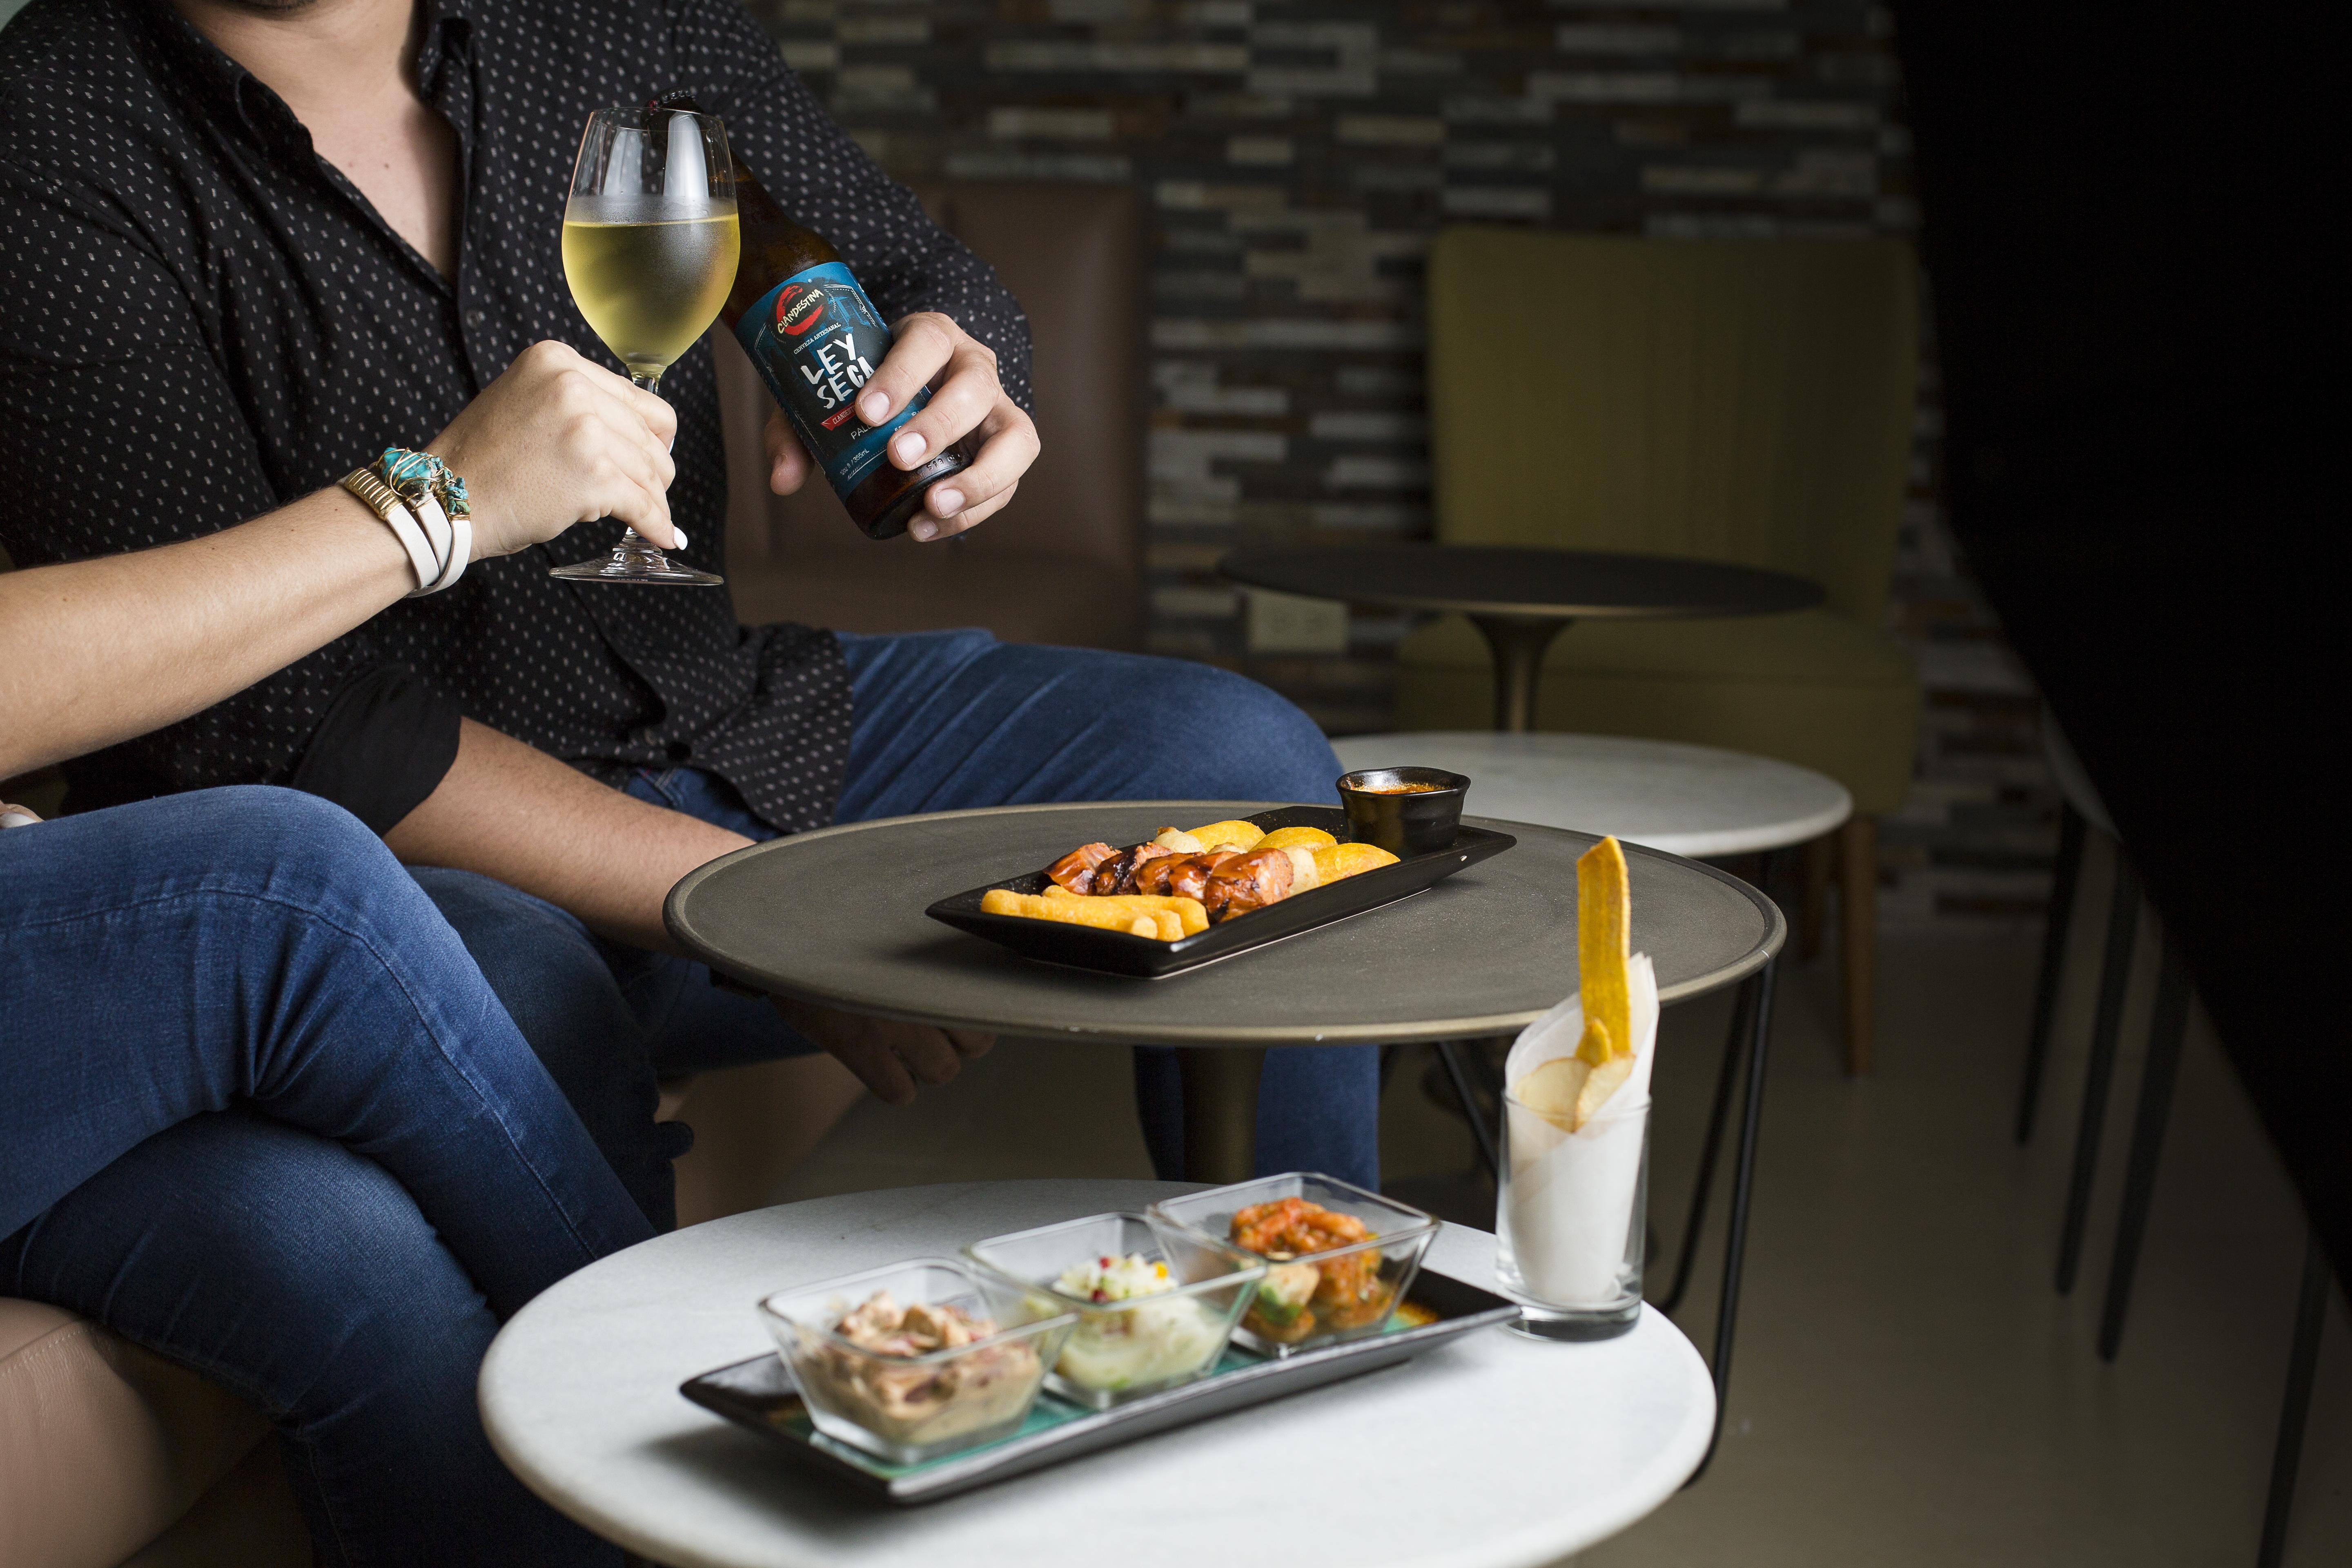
left=1337, top=767, right=1471, bottom=857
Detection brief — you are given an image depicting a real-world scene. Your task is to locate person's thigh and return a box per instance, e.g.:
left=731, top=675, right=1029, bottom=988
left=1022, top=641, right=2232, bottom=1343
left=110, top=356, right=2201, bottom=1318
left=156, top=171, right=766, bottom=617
left=834, top=630, right=1344, bottom=820
left=0, top=1111, right=618, bottom=1568
left=1, top=788, right=648, bottom=1287
left=409, top=866, right=681, bottom=1229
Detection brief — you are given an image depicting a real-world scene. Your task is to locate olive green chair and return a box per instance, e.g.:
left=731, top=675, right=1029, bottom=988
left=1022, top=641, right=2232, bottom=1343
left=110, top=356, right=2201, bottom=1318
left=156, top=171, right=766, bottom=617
left=1397, top=231, right=1921, bottom=1072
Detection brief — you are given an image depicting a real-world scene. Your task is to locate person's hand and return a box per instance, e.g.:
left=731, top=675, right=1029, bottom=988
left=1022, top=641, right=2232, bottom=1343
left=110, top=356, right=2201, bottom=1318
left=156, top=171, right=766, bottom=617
left=428, top=341, right=682, bottom=559
left=769, top=996, right=995, bottom=1105
left=0, top=801, right=40, bottom=828
left=764, top=312, right=1039, bottom=542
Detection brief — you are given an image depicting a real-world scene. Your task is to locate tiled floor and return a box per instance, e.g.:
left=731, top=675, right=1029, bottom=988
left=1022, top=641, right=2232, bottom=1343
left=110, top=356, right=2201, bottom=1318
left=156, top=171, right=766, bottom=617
left=765, top=840, right=2348, bottom=1565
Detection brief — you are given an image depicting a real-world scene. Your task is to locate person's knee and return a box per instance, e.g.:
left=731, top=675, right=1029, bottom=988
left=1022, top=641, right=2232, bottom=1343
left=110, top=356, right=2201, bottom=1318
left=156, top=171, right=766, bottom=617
left=140, top=786, right=397, bottom=896
left=1126, top=660, right=1341, bottom=802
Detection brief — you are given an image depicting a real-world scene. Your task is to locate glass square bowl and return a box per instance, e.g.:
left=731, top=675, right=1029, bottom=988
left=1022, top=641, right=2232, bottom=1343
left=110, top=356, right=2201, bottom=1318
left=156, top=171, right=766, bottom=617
left=757, top=1257, right=1075, bottom=1466
left=1147, top=1173, right=1440, bottom=1357
left=965, top=1212, right=1266, bottom=1409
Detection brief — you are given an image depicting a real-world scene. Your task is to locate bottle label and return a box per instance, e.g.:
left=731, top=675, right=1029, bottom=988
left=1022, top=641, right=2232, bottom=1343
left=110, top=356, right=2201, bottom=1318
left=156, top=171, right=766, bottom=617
left=734, top=261, right=930, bottom=497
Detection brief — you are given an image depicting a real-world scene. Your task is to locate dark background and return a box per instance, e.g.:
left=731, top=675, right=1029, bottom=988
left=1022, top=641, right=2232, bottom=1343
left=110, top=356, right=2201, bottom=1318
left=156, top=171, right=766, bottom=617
left=1894, top=0, right=2342, bottom=1274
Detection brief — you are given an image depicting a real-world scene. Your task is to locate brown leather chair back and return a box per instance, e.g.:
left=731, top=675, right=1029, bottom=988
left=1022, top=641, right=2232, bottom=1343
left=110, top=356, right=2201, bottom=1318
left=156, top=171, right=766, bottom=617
left=719, top=181, right=1145, bottom=647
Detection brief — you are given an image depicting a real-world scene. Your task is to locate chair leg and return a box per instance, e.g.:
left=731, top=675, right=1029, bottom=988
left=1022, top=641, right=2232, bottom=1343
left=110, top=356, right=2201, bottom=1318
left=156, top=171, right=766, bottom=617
left=1799, top=831, right=1833, bottom=961
left=2258, top=1229, right=2332, bottom=1568
left=2096, top=933, right=2192, bottom=1361
left=1838, top=817, right=1877, bottom=1076
left=1657, top=974, right=1754, bottom=1315
left=2055, top=853, right=2140, bottom=1296
left=1686, top=958, right=1776, bottom=1487
left=1435, top=1040, right=1500, bottom=1184
left=2017, top=802, right=2089, bottom=1145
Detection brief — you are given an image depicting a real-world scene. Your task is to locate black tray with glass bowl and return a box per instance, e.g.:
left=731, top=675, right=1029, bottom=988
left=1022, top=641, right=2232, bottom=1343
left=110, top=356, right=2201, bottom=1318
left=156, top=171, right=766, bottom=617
left=923, top=785, right=1506, bottom=980
left=678, top=1266, right=1518, bottom=1504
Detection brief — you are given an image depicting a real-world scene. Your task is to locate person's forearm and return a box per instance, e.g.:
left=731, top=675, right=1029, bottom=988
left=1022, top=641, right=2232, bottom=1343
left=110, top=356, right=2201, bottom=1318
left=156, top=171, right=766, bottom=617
left=383, top=719, right=751, bottom=954
left=0, top=490, right=413, bottom=779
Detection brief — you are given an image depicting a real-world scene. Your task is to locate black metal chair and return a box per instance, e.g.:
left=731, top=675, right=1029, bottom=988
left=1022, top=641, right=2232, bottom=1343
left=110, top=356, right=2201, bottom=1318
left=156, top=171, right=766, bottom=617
left=2018, top=716, right=2334, bottom=1566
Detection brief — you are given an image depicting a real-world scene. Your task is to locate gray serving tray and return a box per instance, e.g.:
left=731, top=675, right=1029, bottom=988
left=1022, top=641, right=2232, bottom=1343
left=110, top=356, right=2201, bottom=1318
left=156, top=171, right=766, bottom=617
left=679, top=1268, right=1518, bottom=1503
left=924, top=805, right=1516, bottom=979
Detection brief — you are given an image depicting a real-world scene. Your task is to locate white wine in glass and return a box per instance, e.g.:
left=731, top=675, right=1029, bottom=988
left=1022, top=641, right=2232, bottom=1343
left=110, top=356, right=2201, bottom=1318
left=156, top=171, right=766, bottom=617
left=552, top=106, right=739, bottom=586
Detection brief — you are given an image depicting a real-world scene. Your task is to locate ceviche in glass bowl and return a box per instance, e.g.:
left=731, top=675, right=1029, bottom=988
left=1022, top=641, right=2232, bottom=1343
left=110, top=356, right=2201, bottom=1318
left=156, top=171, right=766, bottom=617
left=758, top=1258, right=1074, bottom=1464
left=1149, top=1174, right=1439, bottom=1356
left=966, top=1213, right=1264, bottom=1408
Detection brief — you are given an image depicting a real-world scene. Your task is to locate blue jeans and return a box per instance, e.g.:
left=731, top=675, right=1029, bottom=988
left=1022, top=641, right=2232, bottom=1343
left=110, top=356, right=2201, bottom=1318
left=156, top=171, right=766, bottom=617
left=0, top=788, right=652, bottom=1567
left=421, top=631, right=1381, bottom=1216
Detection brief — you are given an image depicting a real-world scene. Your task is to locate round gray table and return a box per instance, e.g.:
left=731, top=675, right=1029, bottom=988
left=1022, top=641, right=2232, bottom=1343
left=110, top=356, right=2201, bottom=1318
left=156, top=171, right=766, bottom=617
left=480, top=1180, right=1717, bottom=1568
left=1330, top=733, right=1852, bottom=859
left=666, top=800, right=1783, bottom=1180
left=1218, top=544, right=1822, bottom=732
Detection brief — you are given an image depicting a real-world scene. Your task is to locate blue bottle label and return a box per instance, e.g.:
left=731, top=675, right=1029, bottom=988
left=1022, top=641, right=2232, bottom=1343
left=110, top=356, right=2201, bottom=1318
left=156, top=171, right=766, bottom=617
left=733, top=261, right=928, bottom=497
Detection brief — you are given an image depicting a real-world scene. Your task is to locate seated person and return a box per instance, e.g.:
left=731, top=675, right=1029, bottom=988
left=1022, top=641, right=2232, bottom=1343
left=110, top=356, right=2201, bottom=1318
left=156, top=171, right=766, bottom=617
left=0, top=0, right=1379, bottom=1206
left=0, top=346, right=677, bottom=1565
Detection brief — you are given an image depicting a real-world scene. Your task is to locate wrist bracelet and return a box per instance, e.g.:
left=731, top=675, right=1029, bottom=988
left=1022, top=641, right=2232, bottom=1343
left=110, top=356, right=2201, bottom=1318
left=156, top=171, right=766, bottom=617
left=339, top=448, right=475, bottom=596
left=340, top=466, right=439, bottom=593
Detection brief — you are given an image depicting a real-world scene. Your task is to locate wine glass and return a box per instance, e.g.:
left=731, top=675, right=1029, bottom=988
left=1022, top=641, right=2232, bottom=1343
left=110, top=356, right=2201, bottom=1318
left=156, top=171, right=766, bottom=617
left=551, top=106, right=739, bottom=586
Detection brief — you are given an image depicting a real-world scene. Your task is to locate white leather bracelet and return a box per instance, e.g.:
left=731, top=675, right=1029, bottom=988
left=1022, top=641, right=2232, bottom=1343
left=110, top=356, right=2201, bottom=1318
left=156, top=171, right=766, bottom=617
left=341, top=466, right=470, bottom=595
left=411, top=491, right=469, bottom=595
left=410, top=488, right=452, bottom=578
left=342, top=467, right=437, bottom=592
left=383, top=497, right=441, bottom=594
left=439, top=508, right=472, bottom=592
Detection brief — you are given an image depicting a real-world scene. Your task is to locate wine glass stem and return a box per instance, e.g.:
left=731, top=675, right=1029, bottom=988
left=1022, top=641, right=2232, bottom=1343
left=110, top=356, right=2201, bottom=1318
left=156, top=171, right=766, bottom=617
left=622, top=372, right=665, bottom=550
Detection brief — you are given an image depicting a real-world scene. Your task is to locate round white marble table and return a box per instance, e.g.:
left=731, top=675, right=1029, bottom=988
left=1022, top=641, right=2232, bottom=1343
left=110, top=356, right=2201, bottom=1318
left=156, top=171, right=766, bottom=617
left=481, top=1180, right=1716, bottom=1568
left=1332, top=732, right=1851, bottom=859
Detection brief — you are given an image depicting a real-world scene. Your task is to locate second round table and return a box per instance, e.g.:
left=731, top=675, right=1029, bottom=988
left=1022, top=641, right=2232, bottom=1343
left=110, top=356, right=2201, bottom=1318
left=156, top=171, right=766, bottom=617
left=666, top=800, right=1782, bottom=1180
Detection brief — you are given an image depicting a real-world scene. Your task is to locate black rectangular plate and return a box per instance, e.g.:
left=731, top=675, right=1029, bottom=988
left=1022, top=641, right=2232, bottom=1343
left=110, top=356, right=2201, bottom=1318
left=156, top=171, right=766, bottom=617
left=924, top=806, right=1515, bottom=978
left=679, top=1269, right=1517, bottom=1504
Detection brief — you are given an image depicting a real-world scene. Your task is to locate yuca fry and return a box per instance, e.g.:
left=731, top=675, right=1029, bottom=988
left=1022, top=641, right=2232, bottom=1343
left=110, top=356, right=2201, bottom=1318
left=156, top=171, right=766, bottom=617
left=1184, top=818, right=1264, bottom=851
left=1043, top=884, right=1209, bottom=935
left=1256, top=825, right=1337, bottom=851
left=1575, top=837, right=1632, bottom=1069
left=1313, top=842, right=1399, bottom=882
left=980, top=889, right=1174, bottom=939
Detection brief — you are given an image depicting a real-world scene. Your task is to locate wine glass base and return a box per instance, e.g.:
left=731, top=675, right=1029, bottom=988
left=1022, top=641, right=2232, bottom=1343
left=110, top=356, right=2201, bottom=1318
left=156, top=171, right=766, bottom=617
left=549, top=548, right=724, bottom=586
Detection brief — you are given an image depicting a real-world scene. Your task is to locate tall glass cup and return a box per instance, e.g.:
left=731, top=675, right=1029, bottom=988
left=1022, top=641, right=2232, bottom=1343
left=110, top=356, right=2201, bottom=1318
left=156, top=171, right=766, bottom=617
left=1495, top=1090, right=1649, bottom=1341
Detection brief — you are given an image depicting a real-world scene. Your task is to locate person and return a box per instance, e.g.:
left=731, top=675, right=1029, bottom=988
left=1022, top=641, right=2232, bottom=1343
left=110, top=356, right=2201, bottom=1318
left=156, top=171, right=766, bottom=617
left=0, top=0, right=1380, bottom=1206
left=0, top=345, right=684, bottom=1563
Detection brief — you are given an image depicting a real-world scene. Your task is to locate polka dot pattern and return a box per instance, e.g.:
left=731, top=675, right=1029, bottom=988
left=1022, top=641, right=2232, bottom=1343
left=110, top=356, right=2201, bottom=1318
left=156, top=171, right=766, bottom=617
left=0, top=0, right=1032, bottom=835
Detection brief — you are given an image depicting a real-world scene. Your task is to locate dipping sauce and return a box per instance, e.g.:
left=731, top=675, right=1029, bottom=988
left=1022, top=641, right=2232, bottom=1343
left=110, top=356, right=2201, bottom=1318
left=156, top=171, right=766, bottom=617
left=1344, top=781, right=1450, bottom=794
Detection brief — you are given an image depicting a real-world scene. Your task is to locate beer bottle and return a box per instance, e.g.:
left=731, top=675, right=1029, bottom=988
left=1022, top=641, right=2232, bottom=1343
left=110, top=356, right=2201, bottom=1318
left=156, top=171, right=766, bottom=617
left=654, top=92, right=969, bottom=540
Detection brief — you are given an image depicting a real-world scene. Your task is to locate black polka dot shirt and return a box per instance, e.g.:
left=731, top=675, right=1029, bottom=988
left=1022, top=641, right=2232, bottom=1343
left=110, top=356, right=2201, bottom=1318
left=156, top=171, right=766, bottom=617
left=0, top=0, right=1031, bottom=835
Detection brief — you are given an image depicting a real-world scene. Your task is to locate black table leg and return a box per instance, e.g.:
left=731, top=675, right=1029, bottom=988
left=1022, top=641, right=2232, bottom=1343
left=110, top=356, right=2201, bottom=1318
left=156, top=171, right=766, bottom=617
left=1468, top=613, right=1571, bottom=733
left=1657, top=972, right=1755, bottom=1314
left=2017, top=802, right=2088, bottom=1145
left=1434, top=1040, right=1501, bottom=1183
left=2056, top=856, right=2141, bottom=1296
left=1175, top=1046, right=1264, bottom=1184
left=2258, top=1229, right=2332, bottom=1568
left=2096, top=933, right=2192, bottom=1361
left=1687, top=956, right=1775, bottom=1487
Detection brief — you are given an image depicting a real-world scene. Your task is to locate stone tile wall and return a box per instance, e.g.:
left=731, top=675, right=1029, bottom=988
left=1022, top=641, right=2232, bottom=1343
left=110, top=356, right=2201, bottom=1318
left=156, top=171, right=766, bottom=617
left=744, top=0, right=2055, bottom=924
